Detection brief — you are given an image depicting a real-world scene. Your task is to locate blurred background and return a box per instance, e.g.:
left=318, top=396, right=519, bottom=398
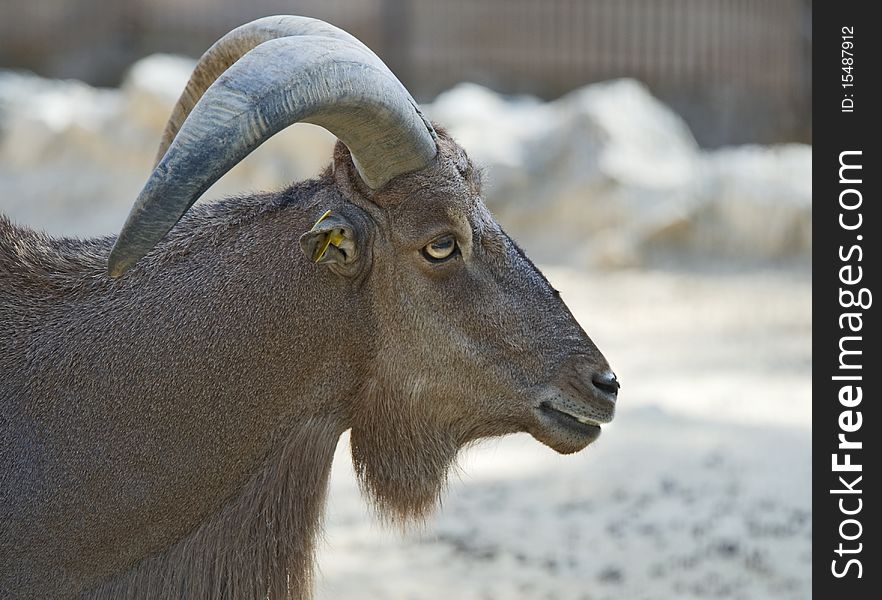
left=1, top=1, right=811, bottom=598
left=1, top=0, right=812, bottom=146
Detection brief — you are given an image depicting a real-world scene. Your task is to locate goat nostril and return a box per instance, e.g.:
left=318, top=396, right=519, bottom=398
left=592, top=371, right=620, bottom=396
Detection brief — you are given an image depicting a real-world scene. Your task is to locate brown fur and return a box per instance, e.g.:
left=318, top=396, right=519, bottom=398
left=0, top=130, right=614, bottom=599
left=89, top=419, right=338, bottom=600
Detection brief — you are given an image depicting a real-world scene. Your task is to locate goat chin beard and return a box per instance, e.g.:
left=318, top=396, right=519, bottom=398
left=348, top=422, right=461, bottom=527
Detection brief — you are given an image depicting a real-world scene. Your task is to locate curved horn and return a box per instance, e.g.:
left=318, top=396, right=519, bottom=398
left=154, top=15, right=375, bottom=165
left=108, top=18, right=437, bottom=277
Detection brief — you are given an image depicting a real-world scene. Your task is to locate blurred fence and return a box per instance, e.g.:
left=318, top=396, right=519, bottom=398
left=1, top=0, right=811, bottom=145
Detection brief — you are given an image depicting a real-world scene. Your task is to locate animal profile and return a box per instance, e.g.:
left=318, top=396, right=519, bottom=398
left=0, top=15, right=618, bottom=599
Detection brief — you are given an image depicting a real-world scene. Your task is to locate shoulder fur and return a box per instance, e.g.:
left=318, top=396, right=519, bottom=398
left=0, top=177, right=328, bottom=305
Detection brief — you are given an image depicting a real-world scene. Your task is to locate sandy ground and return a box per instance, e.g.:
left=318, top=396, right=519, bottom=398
left=314, top=266, right=811, bottom=600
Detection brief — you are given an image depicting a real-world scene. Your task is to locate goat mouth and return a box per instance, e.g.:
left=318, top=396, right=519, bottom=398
left=537, top=401, right=603, bottom=437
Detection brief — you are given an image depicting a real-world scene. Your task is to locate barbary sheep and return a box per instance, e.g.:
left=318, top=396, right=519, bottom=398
left=0, top=15, right=618, bottom=599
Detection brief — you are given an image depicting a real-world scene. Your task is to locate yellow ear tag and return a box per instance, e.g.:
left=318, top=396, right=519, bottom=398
left=311, top=210, right=347, bottom=262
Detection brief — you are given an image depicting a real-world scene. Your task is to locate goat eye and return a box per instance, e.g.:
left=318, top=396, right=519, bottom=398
left=422, top=235, right=458, bottom=262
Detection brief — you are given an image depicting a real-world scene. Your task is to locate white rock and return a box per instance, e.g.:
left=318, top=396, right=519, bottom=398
left=0, top=59, right=811, bottom=266
left=120, top=54, right=206, bottom=152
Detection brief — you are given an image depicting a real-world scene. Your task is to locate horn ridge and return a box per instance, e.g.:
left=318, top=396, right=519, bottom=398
left=108, top=30, right=437, bottom=277
left=154, top=15, right=376, bottom=164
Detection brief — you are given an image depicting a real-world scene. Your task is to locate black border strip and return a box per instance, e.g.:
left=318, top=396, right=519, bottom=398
left=814, top=2, right=879, bottom=596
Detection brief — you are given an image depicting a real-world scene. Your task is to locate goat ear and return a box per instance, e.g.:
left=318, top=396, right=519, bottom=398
left=331, top=140, right=378, bottom=201
left=299, top=210, right=359, bottom=269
